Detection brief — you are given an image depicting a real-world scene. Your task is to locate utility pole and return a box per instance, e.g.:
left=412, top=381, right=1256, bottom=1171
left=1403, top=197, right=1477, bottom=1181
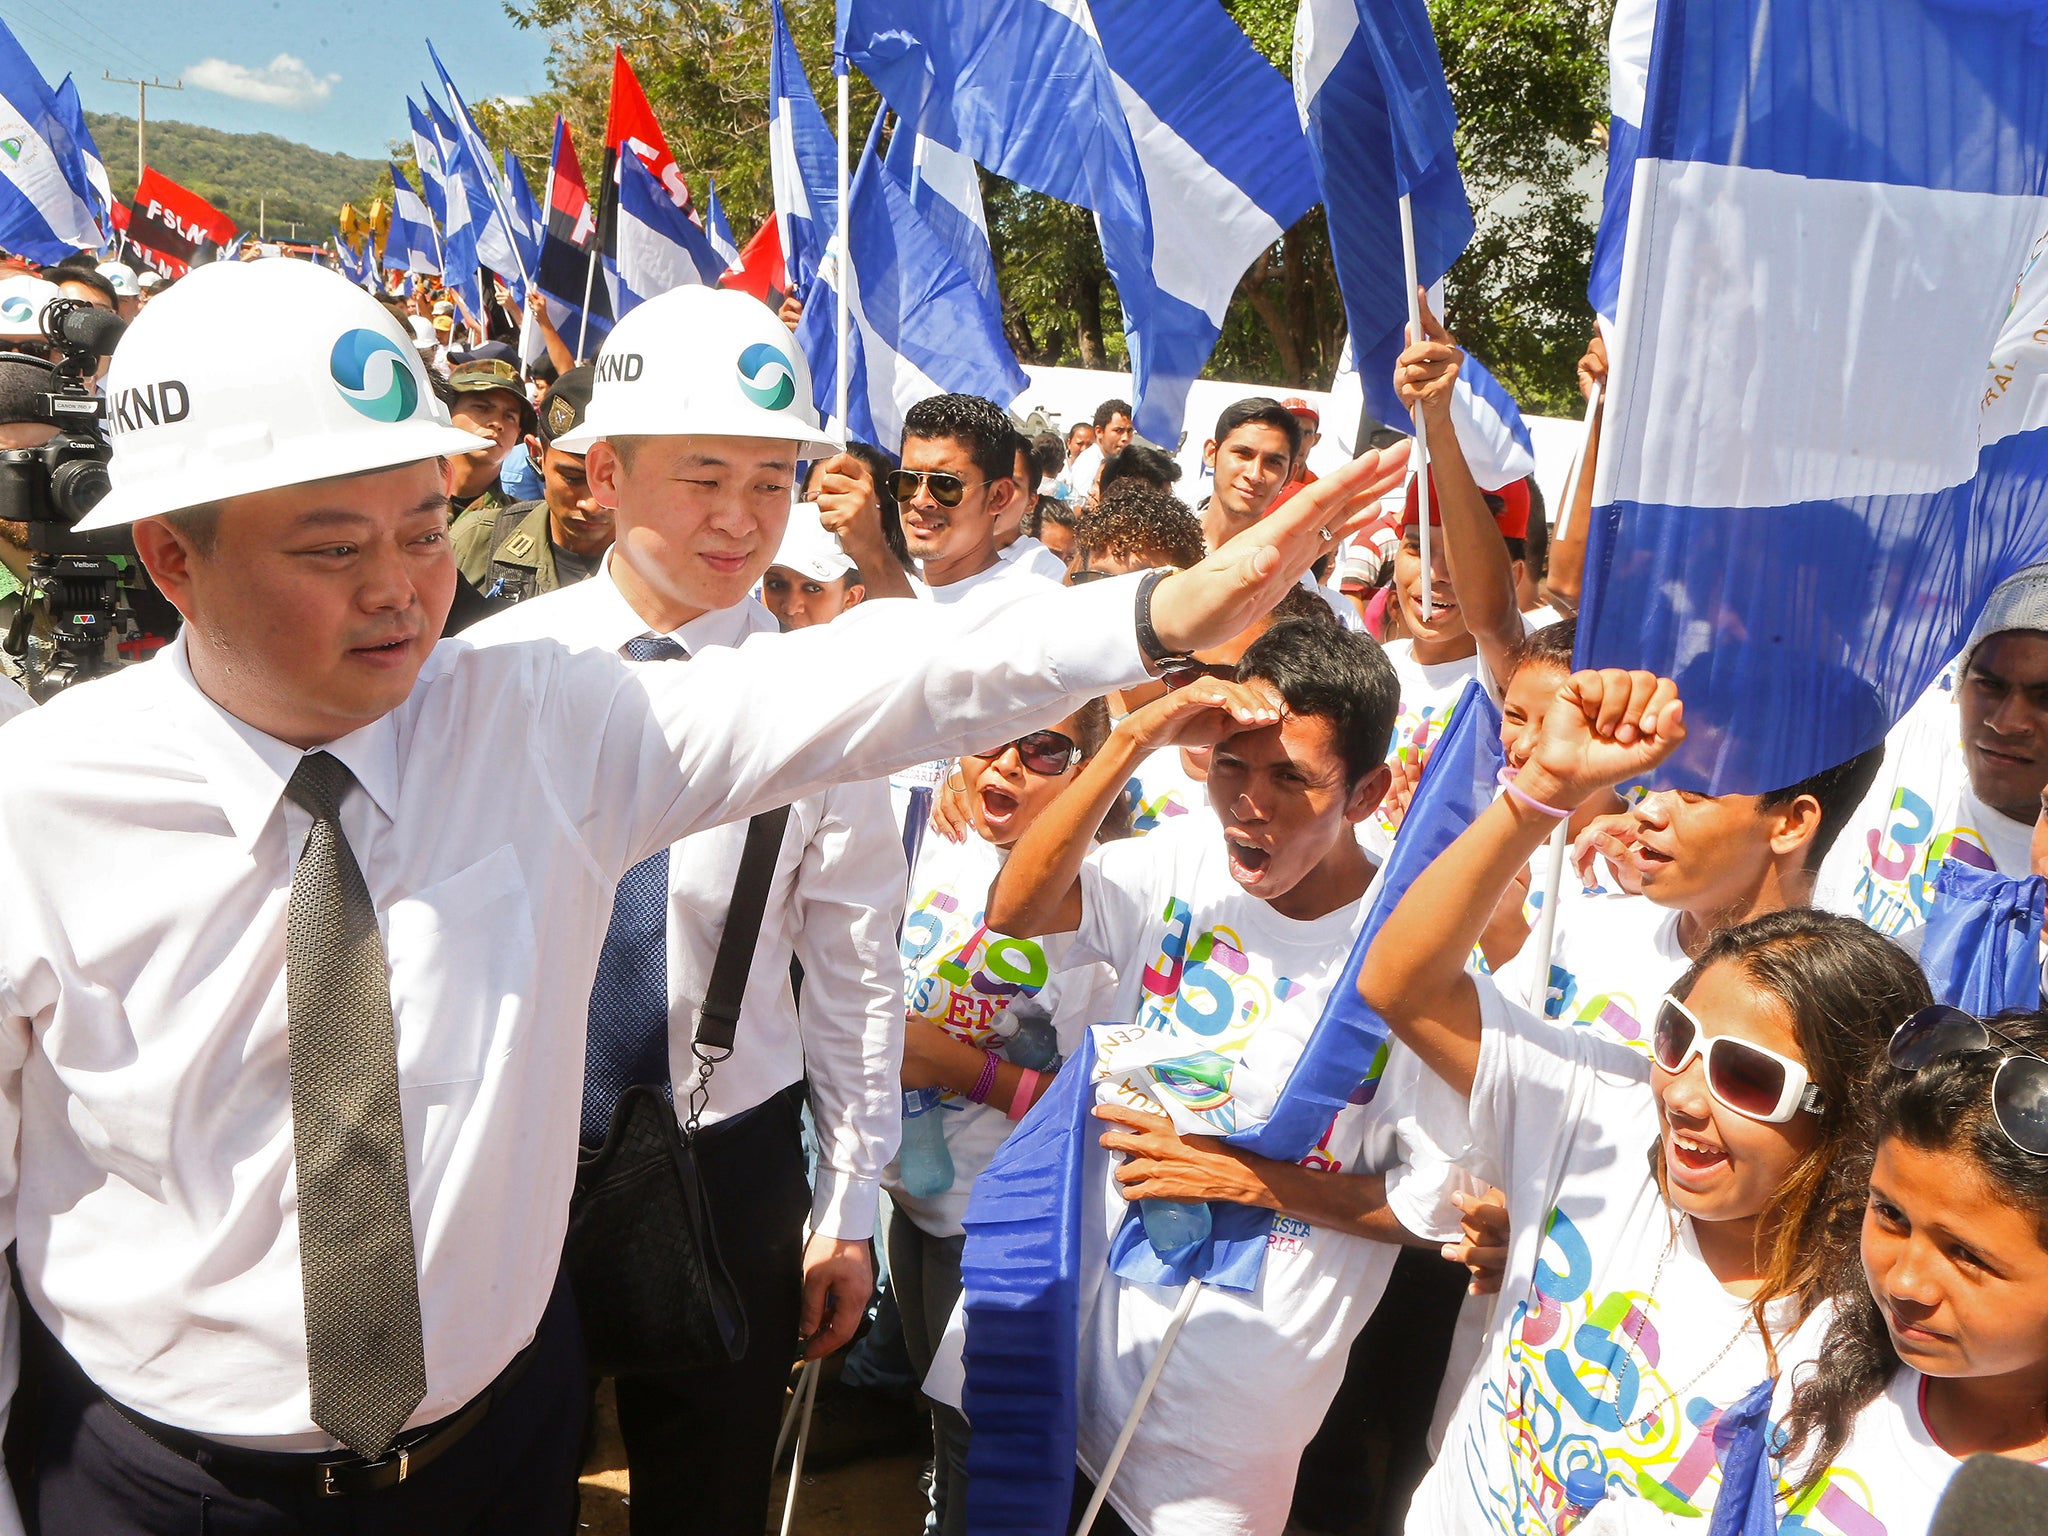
left=102, top=72, right=183, bottom=185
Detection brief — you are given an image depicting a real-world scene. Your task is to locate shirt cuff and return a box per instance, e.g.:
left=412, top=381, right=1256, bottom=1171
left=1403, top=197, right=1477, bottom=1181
left=810, top=1169, right=880, bottom=1243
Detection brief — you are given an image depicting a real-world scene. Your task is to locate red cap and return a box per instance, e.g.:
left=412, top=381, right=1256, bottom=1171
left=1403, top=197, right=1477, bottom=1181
left=1280, top=395, right=1320, bottom=427
left=1401, top=474, right=1531, bottom=540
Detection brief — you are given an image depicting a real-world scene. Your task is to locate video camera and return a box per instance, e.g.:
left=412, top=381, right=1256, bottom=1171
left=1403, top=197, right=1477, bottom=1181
left=0, top=298, right=175, bottom=698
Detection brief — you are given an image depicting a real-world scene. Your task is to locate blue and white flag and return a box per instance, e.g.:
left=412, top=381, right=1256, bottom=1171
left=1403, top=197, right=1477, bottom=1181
left=1088, top=0, right=1320, bottom=444
left=333, top=230, right=377, bottom=290
left=52, top=75, right=110, bottom=233
left=386, top=162, right=442, bottom=275
left=960, top=677, right=1504, bottom=1536
left=882, top=123, right=997, bottom=307
left=0, top=17, right=103, bottom=261
left=1920, top=861, right=2048, bottom=1015
left=610, top=150, right=724, bottom=315
left=1579, top=0, right=2048, bottom=794
left=503, top=148, right=543, bottom=283
left=769, top=0, right=838, bottom=295
left=429, top=43, right=530, bottom=302
left=1447, top=352, right=1536, bottom=492
left=703, top=176, right=741, bottom=272
left=420, top=87, right=482, bottom=314
left=841, top=0, right=1316, bottom=444
left=407, top=97, right=450, bottom=229
left=1294, top=0, right=1472, bottom=441
left=1587, top=0, right=1654, bottom=328
left=795, top=130, right=1027, bottom=451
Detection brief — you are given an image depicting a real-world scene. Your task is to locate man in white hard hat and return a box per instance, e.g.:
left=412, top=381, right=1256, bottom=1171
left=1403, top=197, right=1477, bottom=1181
left=96, top=261, right=144, bottom=321
left=465, top=285, right=907, bottom=1534
left=0, top=258, right=1405, bottom=1533
left=0, top=274, right=62, bottom=360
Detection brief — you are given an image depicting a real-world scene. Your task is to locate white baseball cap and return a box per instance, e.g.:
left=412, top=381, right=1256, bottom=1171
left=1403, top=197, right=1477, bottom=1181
left=76, top=258, right=489, bottom=531
left=0, top=275, right=61, bottom=340
left=96, top=261, right=141, bottom=299
left=770, top=501, right=858, bottom=583
left=556, top=284, right=839, bottom=458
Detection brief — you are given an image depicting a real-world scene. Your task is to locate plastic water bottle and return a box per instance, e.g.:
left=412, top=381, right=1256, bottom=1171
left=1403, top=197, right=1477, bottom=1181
left=898, top=1088, right=954, bottom=1199
left=1140, top=1197, right=1212, bottom=1257
left=1553, top=1469, right=1608, bottom=1534
left=1002, top=1014, right=1060, bottom=1071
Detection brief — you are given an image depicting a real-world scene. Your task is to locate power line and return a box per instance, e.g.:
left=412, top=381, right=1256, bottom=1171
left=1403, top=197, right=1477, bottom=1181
left=0, top=3, right=157, bottom=86
left=22, top=3, right=160, bottom=80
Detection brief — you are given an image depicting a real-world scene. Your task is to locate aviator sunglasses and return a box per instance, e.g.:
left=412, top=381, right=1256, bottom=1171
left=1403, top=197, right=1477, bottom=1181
left=1887, top=1005, right=2048, bottom=1157
left=967, top=729, right=1084, bottom=777
left=1652, top=996, right=1825, bottom=1124
left=886, top=468, right=985, bottom=508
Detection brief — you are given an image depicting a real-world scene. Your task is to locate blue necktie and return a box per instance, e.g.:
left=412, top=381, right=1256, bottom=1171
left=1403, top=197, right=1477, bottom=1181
left=582, top=634, right=689, bottom=1146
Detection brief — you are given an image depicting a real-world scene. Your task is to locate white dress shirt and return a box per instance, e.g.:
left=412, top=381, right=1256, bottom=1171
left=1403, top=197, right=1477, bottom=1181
left=466, top=567, right=907, bottom=1241
left=0, top=570, right=1151, bottom=1472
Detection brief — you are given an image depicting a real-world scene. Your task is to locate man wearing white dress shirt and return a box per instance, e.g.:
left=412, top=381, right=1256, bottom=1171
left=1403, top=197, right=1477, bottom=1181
left=0, top=259, right=1405, bottom=1534
left=461, top=318, right=905, bottom=1533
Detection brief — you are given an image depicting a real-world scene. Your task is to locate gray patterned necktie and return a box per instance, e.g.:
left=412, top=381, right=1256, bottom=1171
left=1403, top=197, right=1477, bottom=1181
left=284, top=751, right=426, bottom=1458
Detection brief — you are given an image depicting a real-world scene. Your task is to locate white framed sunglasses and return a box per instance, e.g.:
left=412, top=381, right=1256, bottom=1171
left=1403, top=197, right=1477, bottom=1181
left=1652, top=996, right=1825, bottom=1125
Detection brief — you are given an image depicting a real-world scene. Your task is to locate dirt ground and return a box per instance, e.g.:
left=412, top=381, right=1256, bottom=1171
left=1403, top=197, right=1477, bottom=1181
left=576, top=1380, right=929, bottom=1536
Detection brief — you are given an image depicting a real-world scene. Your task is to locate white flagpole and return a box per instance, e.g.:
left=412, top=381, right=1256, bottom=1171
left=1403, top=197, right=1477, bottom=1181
left=776, top=1356, right=822, bottom=1536
left=834, top=66, right=851, bottom=438
left=1397, top=194, right=1433, bottom=622
left=1525, top=821, right=1571, bottom=1014
left=522, top=130, right=559, bottom=381
left=1553, top=380, right=1602, bottom=546
left=1073, top=1277, right=1202, bottom=1536
left=576, top=241, right=599, bottom=362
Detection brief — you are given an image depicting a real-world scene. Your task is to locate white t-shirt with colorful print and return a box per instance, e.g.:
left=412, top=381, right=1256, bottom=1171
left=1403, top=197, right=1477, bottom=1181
left=1815, top=675, right=2034, bottom=938
left=1776, top=1365, right=1982, bottom=1536
left=1124, top=745, right=1212, bottom=838
left=886, top=831, right=1110, bottom=1239
left=1060, top=819, right=1467, bottom=1536
left=1380, top=636, right=1509, bottom=844
left=1407, top=976, right=1819, bottom=1536
left=1491, top=891, right=1690, bottom=1057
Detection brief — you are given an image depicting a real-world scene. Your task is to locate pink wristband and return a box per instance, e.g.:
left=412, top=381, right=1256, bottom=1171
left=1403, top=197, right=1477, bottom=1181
left=1007, top=1068, right=1043, bottom=1121
left=966, top=1049, right=1001, bottom=1105
left=1496, top=766, right=1570, bottom=820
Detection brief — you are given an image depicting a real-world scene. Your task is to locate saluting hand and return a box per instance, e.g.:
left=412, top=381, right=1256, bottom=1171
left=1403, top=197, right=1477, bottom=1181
left=1114, top=678, right=1283, bottom=755
left=1147, top=440, right=1411, bottom=657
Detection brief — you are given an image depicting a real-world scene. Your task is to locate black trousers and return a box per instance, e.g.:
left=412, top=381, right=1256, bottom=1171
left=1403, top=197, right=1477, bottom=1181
left=30, top=1270, right=587, bottom=1536
left=609, top=1082, right=812, bottom=1536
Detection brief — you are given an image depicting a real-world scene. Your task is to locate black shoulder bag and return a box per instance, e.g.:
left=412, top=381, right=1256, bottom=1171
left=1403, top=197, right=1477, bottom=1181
left=565, top=805, right=793, bottom=1378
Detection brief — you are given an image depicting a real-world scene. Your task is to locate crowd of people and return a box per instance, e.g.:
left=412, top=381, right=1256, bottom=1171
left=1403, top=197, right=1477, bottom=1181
left=0, top=236, right=2040, bottom=1536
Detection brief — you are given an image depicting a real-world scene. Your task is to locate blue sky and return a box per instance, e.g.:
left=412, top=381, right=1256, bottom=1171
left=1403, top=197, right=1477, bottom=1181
left=0, top=0, right=553, bottom=160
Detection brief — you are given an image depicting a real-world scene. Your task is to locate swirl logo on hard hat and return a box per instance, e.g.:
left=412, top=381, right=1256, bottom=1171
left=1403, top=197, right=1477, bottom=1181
left=0, top=296, right=34, bottom=325
left=737, top=341, right=796, bottom=411
left=329, top=329, right=420, bottom=422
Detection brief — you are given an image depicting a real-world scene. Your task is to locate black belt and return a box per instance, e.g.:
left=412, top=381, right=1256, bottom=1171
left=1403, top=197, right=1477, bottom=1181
left=105, top=1321, right=545, bottom=1498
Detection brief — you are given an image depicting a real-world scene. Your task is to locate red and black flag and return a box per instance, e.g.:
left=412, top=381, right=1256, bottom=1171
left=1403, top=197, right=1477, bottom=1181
left=124, top=168, right=237, bottom=278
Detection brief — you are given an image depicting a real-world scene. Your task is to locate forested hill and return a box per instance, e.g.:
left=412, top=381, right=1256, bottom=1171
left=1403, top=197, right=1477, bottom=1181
left=84, top=113, right=387, bottom=239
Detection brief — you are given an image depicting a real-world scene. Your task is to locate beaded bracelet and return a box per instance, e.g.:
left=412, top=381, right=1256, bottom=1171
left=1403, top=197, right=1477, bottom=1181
left=966, top=1049, right=1001, bottom=1105
left=1496, top=766, right=1571, bottom=820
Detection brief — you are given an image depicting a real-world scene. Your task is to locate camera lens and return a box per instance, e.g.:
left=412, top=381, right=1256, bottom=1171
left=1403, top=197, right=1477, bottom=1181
left=51, top=457, right=110, bottom=525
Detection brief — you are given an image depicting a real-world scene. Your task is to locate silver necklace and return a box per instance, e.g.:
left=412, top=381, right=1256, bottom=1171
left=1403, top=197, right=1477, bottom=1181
left=1601, top=1210, right=1759, bottom=1435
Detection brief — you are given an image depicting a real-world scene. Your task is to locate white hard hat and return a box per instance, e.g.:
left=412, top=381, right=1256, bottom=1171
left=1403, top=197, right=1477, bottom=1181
left=408, top=315, right=437, bottom=350
left=0, top=275, right=61, bottom=340
left=136, top=269, right=164, bottom=291
left=76, top=259, right=488, bottom=531
left=770, top=501, right=858, bottom=583
left=96, top=261, right=141, bottom=298
left=556, top=285, right=839, bottom=458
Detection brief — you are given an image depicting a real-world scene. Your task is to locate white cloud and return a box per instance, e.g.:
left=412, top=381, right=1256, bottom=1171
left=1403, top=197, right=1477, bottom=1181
left=187, top=53, right=339, bottom=110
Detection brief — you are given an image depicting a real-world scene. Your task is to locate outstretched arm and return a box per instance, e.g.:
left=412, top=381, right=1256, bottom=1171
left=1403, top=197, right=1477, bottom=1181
left=1356, top=670, right=1686, bottom=1096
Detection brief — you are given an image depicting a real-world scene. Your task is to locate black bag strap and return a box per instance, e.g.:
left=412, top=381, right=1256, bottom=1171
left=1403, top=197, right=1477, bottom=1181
left=698, top=804, right=792, bottom=1052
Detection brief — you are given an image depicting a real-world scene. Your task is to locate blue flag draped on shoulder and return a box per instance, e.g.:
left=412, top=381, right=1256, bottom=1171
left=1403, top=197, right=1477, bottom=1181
left=961, top=678, right=1504, bottom=1535
left=386, top=163, right=442, bottom=274
left=611, top=150, right=724, bottom=314
left=0, top=16, right=104, bottom=261
left=769, top=0, right=838, bottom=296
left=1919, top=860, right=2047, bottom=1014
left=1294, top=0, right=1471, bottom=437
left=796, top=127, right=1027, bottom=451
left=1579, top=0, right=2048, bottom=794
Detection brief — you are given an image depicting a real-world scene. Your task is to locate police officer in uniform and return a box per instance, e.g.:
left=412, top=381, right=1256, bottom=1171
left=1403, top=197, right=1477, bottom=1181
left=452, top=365, right=609, bottom=604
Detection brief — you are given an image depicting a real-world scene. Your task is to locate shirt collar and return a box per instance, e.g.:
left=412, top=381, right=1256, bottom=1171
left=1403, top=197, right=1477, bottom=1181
left=592, top=551, right=773, bottom=656
left=162, top=631, right=403, bottom=851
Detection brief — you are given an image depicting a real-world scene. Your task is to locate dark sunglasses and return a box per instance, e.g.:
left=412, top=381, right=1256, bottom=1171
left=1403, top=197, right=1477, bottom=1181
left=1161, top=660, right=1240, bottom=693
left=1066, top=568, right=1111, bottom=585
left=1652, top=997, right=1823, bottom=1124
left=886, top=468, right=983, bottom=508
left=1888, top=1005, right=2048, bottom=1157
left=966, top=729, right=1083, bottom=777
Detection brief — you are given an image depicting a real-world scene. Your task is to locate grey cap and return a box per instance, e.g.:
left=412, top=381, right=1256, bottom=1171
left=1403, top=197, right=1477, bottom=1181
left=1967, top=562, right=2048, bottom=667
